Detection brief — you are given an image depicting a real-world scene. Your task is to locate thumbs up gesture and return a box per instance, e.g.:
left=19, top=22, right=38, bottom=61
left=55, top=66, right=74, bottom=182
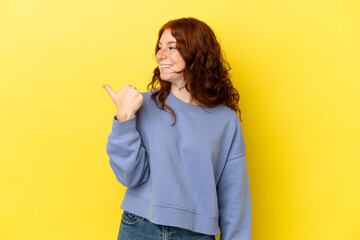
left=102, top=84, right=144, bottom=122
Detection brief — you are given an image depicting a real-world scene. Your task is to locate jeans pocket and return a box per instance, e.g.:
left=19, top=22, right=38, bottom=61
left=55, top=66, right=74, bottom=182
left=121, top=210, right=144, bottom=226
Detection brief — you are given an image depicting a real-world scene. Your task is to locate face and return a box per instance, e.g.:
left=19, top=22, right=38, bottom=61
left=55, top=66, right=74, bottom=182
left=156, top=29, right=186, bottom=86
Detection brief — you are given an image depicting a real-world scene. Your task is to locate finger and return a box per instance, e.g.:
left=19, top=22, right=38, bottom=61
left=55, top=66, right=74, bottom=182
left=128, top=85, right=138, bottom=91
left=102, top=84, right=117, bottom=100
left=125, top=84, right=137, bottom=91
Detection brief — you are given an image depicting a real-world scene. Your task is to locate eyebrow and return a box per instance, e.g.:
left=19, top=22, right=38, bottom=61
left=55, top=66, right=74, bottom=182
left=158, top=41, right=177, bottom=45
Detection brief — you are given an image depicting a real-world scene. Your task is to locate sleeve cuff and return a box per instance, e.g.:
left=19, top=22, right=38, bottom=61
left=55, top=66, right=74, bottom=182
left=110, top=115, right=138, bottom=137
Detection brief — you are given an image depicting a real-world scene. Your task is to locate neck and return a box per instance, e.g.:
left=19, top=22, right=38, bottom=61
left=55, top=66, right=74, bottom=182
left=170, top=83, right=199, bottom=106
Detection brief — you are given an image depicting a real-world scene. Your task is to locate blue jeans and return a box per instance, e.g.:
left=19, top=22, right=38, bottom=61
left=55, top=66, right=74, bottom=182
left=118, top=210, right=216, bottom=240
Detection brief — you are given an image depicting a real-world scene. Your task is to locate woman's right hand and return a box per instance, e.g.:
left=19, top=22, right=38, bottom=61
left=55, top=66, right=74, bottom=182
left=102, top=84, right=144, bottom=122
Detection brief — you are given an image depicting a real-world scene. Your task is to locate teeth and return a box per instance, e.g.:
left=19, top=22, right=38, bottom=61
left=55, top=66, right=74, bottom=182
left=160, top=65, right=172, bottom=69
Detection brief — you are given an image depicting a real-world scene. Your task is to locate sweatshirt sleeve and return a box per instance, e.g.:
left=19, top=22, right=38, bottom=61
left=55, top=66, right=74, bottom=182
left=106, top=115, right=150, bottom=188
left=217, top=120, right=252, bottom=240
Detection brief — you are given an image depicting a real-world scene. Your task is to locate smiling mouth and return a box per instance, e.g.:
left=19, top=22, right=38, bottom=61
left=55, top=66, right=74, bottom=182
left=159, top=64, right=173, bottom=69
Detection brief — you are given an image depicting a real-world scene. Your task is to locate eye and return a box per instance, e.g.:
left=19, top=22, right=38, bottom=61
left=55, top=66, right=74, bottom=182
left=169, top=47, right=176, bottom=50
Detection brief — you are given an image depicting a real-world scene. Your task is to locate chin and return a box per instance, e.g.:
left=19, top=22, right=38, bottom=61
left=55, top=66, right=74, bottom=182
left=160, top=78, right=175, bottom=84
left=159, top=73, right=184, bottom=85
left=160, top=75, right=173, bottom=82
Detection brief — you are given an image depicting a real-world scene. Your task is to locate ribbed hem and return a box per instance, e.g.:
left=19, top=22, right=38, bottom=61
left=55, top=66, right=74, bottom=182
left=110, top=115, right=137, bottom=137
left=120, top=191, right=220, bottom=236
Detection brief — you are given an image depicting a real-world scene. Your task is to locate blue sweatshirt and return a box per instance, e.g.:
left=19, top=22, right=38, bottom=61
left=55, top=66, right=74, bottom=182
left=106, top=90, right=252, bottom=239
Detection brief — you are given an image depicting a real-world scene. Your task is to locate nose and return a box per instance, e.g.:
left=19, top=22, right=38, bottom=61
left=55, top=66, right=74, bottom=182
left=156, top=48, right=167, bottom=61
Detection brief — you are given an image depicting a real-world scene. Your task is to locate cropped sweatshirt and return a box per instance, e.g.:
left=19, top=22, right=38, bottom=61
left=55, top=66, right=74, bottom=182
left=106, top=90, right=252, bottom=240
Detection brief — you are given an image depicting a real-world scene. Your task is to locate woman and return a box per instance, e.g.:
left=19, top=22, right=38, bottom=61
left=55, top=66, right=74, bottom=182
left=103, top=17, right=251, bottom=240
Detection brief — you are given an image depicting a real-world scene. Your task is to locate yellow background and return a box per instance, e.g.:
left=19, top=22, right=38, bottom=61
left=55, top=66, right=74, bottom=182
left=1, top=0, right=359, bottom=239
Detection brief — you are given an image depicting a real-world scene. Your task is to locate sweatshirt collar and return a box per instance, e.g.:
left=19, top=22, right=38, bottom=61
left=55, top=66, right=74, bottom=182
left=167, top=90, right=211, bottom=112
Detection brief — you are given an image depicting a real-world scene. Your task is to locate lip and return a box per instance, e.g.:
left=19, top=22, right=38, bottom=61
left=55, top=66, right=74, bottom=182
left=159, top=67, right=172, bottom=73
left=159, top=64, right=173, bottom=69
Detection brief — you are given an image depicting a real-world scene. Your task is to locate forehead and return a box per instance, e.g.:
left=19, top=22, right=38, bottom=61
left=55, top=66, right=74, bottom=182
left=158, top=29, right=177, bottom=45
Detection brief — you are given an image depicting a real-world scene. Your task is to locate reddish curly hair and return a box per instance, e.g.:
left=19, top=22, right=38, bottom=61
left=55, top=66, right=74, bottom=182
left=147, top=17, right=242, bottom=125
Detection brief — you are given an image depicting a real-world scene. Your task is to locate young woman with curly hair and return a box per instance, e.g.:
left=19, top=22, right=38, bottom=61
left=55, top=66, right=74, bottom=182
left=103, top=17, right=252, bottom=240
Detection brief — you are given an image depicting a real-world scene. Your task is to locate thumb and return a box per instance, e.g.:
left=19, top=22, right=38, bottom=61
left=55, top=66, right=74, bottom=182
left=102, top=84, right=117, bottom=100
